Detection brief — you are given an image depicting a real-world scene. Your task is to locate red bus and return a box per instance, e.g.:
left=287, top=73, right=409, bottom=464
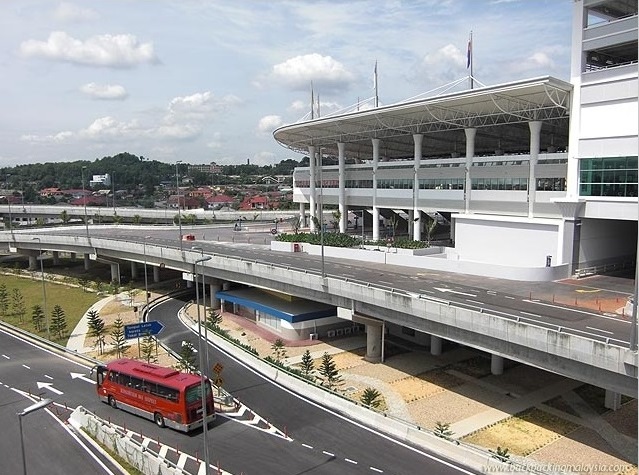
left=94, top=358, right=215, bottom=432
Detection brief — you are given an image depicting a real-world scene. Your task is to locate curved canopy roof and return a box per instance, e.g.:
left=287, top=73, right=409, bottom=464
left=273, top=76, right=572, bottom=160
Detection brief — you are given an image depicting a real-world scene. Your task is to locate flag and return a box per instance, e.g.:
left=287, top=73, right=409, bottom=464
left=373, top=60, right=378, bottom=90
left=467, top=38, right=472, bottom=69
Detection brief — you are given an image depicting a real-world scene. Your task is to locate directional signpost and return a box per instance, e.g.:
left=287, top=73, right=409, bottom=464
left=124, top=320, right=165, bottom=340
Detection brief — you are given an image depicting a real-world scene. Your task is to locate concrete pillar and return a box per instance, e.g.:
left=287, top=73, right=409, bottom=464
left=308, top=145, right=317, bottom=232
left=430, top=335, right=442, bottom=356
left=83, top=253, right=90, bottom=271
left=604, top=390, right=622, bottom=410
left=491, top=354, right=504, bottom=375
left=528, top=121, right=542, bottom=218
left=299, top=202, right=306, bottom=228
left=52, top=251, right=60, bottom=265
left=130, top=261, right=138, bottom=280
left=412, top=134, right=423, bottom=241
left=209, top=282, right=222, bottom=310
left=153, top=266, right=160, bottom=283
left=338, top=142, right=347, bottom=233
left=372, top=138, right=380, bottom=241
left=110, top=263, right=119, bottom=283
left=222, top=281, right=231, bottom=291
left=28, top=255, right=37, bottom=270
left=464, top=128, right=476, bottom=213
left=364, top=323, right=382, bottom=363
left=70, top=252, right=76, bottom=260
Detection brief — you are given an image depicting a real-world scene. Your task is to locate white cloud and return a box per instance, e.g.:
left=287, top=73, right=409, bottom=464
left=257, top=115, right=282, bottom=134
left=80, top=82, right=128, bottom=100
left=19, top=31, right=157, bottom=68
left=53, top=2, right=98, bottom=22
left=272, top=53, right=355, bottom=92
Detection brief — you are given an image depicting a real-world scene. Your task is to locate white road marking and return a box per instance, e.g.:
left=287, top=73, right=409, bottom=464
left=585, top=326, right=614, bottom=335
left=36, top=381, right=63, bottom=395
left=2, top=354, right=9, bottom=359
left=345, top=458, right=358, bottom=464
left=22, top=364, right=30, bottom=370
left=322, top=450, right=335, bottom=457
left=504, top=296, right=515, bottom=300
left=302, top=443, right=313, bottom=449
left=520, top=311, right=543, bottom=318
left=370, top=467, right=384, bottom=473
left=70, top=372, right=95, bottom=384
left=419, top=289, right=435, bottom=294
left=524, top=299, right=629, bottom=323
left=45, top=374, right=54, bottom=380
left=487, top=290, right=497, bottom=295
left=433, top=287, right=477, bottom=297
left=465, top=299, right=485, bottom=306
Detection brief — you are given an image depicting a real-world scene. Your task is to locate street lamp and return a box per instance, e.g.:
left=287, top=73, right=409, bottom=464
left=32, top=238, right=49, bottom=340
left=18, top=398, right=52, bottom=475
left=176, top=160, right=183, bottom=251
left=143, top=235, right=151, bottom=322
left=6, top=173, right=12, bottom=233
left=81, top=166, right=89, bottom=237
left=192, top=246, right=211, bottom=380
left=194, top=254, right=212, bottom=475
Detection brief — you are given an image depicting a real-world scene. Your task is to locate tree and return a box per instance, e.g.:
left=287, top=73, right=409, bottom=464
left=12, top=288, right=26, bottom=322
left=318, top=352, right=342, bottom=389
left=299, top=349, right=315, bottom=378
left=0, top=283, right=9, bottom=316
left=50, top=304, right=68, bottom=339
left=425, top=215, right=438, bottom=246
left=331, top=210, right=341, bottom=230
left=59, top=210, right=70, bottom=224
left=206, top=309, right=222, bottom=329
left=77, top=276, right=89, bottom=292
left=31, top=304, right=45, bottom=332
left=86, top=309, right=106, bottom=355
left=132, top=214, right=141, bottom=225
left=490, top=446, right=510, bottom=463
left=434, top=421, right=454, bottom=440
left=110, top=316, right=129, bottom=358
left=176, top=340, right=197, bottom=373
left=360, top=387, right=383, bottom=408
left=140, top=333, right=157, bottom=363
left=270, top=338, right=287, bottom=364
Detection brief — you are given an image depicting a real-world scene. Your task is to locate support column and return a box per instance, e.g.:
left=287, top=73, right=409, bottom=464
left=153, top=266, right=160, bottom=283
left=110, top=263, right=119, bottom=283
left=412, top=134, right=423, bottom=241
left=528, top=121, right=542, bottom=218
left=83, top=253, right=90, bottom=271
left=430, top=335, right=442, bottom=356
left=364, top=323, right=382, bottom=363
left=70, top=252, right=76, bottom=260
left=308, top=145, right=317, bottom=232
left=372, top=138, right=380, bottom=241
left=209, top=281, right=222, bottom=310
left=28, top=255, right=37, bottom=271
left=52, top=251, right=60, bottom=265
left=338, top=142, right=347, bottom=233
left=464, top=128, right=476, bottom=213
left=491, top=354, right=504, bottom=375
left=130, top=261, right=138, bottom=280
left=299, top=202, right=306, bottom=228
left=604, top=390, right=622, bottom=410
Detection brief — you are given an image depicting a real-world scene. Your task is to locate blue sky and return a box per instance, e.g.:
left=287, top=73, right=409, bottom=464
left=1, top=1, right=573, bottom=167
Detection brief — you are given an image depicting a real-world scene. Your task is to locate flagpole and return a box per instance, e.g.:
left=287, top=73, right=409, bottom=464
left=311, top=81, right=314, bottom=119
left=374, top=60, right=379, bottom=107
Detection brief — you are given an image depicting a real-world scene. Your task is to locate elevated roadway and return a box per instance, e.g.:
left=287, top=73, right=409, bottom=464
left=1, top=225, right=637, bottom=399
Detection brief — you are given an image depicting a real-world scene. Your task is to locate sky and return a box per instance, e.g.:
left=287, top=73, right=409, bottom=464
left=1, top=0, right=573, bottom=168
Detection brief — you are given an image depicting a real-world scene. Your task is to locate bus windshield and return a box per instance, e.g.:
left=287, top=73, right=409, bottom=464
left=185, top=381, right=212, bottom=405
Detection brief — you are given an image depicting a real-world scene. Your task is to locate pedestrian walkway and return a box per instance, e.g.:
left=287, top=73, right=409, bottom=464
left=66, top=295, right=116, bottom=353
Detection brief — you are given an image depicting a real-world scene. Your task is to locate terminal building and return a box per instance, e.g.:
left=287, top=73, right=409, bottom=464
left=273, top=0, right=638, bottom=281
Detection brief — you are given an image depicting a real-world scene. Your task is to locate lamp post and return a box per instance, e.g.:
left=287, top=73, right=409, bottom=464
left=194, top=254, right=212, bottom=475
left=81, top=166, right=89, bottom=237
left=6, top=173, right=12, bottom=233
left=143, top=235, right=151, bottom=322
left=18, top=398, right=52, bottom=475
left=192, top=246, right=211, bottom=378
left=112, top=171, right=116, bottom=215
left=32, top=238, right=49, bottom=340
left=176, top=160, right=183, bottom=251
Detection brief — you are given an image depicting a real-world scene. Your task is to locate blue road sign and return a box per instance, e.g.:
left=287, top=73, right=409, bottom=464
left=124, top=320, right=165, bottom=339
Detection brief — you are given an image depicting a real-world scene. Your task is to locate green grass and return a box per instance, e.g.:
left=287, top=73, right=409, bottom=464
left=0, top=272, right=100, bottom=345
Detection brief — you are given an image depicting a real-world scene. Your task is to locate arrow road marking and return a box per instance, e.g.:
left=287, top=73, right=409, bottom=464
left=433, top=287, right=477, bottom=298
left=37, top=381, right=64, bottom=395
left=71, top=372, right=96, bottom=384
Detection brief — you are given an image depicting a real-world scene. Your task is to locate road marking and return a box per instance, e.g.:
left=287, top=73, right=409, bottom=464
left=568, top=327, right=625, bottom=341
left=22, top=364, right=30, bottom=370
left=45, top=374, right=54, bottom=380
left=70, top=372, right=95, bottom=384
left=370, top=467, right=384, bottom=473
left=37, top=381, right=64, bottom=395
left=433, top=287, right=477, bottom=297
left=487, top=290, right=497, bottom=295
left=419, top=289, right=435, bottom=294
left=520, top=311, right=543, bottom=318
left=2, top=354, right=9, bottom=359
left=504, top=296, right=515, bottom=300
left=345, top=458, right=358, bottom=464
left=302, top=443, right=313, bottom=449
left=322, top=451, right=335, bottom=457
left=586, top=326, right=614, bottom=335
left=524, top=299, right=630, bottom=323
left=465, top=299, right=485, bottom=306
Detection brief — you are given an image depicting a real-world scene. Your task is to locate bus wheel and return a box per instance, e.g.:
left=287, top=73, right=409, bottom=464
left=154, top=413, right=165, bottom=428
left=108, top=396, right=117, bottom=408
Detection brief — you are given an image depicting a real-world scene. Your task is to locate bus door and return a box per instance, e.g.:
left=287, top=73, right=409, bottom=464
left=93, top=365, right=106, bottom=387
